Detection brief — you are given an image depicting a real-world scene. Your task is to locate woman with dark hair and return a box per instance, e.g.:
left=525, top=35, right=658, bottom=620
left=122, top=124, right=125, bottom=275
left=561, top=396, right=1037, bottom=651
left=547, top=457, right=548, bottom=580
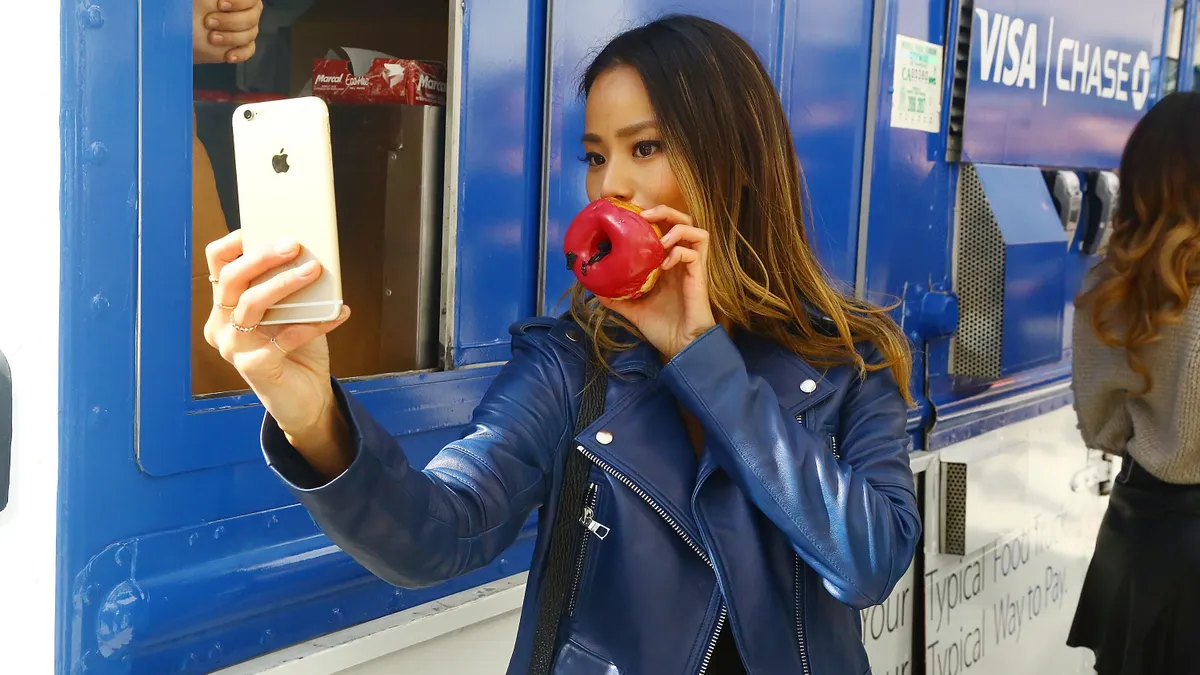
left=1068, top=90, right=1200, bottom=675
left=203, top=15, right=920, bottom=674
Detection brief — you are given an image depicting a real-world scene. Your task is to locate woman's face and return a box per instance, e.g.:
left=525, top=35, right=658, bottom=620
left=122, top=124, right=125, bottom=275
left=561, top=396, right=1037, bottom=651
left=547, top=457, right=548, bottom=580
left=582, top=65, right=687, bottom=214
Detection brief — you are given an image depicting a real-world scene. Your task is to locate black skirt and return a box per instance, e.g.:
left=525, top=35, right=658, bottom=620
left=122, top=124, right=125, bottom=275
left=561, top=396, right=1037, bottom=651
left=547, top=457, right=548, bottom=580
left=1067, top=456, right=1200, bottom=675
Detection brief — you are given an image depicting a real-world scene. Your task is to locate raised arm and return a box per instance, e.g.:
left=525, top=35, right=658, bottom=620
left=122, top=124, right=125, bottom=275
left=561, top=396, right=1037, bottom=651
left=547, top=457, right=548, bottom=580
left=262, top=320, right=573, bottom=589
left=660, top=327, right=921, bottom=609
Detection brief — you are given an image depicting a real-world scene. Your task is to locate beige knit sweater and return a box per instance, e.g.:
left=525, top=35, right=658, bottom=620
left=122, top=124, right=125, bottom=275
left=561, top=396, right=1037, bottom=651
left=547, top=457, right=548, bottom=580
left=1071, top=272, right=1200, bottom=484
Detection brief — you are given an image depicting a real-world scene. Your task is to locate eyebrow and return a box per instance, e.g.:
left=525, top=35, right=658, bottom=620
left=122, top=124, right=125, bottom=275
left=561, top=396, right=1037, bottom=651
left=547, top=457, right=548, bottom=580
left=581, top=120, right=658, bottom=143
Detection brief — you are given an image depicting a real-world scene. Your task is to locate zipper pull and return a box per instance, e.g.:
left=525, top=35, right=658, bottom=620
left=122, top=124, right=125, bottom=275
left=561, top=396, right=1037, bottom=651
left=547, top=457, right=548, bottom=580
left=580, top=507, right=611, bottom=540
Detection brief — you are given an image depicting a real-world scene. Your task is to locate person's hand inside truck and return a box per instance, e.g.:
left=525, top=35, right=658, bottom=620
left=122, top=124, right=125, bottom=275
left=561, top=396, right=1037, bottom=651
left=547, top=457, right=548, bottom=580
left=193, top=0, right=264, bottom=65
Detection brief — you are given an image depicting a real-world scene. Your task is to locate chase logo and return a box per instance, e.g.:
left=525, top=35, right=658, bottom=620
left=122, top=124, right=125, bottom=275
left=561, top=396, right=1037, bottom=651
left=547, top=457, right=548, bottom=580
left=974, top=8, right=1152, bottom=111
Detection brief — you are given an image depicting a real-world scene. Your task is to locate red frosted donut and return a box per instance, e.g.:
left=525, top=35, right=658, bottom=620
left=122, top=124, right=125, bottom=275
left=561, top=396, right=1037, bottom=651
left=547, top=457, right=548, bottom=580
left=563, top=198, right=666, bottom=301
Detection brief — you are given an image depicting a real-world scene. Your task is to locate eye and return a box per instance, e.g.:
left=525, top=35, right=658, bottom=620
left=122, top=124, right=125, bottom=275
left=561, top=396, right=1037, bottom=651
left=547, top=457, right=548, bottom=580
left=579, top=152, right=606, bottom=167
left=633, top=141, right=661, bottom=158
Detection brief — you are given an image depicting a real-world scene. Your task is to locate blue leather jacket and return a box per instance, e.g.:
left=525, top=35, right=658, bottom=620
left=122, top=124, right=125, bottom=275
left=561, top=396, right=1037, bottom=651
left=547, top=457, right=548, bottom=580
left=262, top=318, right=921, bottom=675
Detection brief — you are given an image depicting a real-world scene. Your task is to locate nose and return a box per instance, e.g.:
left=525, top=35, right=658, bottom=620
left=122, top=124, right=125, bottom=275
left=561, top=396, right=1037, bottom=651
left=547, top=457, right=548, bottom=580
left=598, top=160, right=634, bottom=203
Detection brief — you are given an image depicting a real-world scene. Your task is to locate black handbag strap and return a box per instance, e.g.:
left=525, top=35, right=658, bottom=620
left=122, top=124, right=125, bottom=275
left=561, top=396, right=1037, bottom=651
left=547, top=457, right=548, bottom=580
left=528, top=345, right=607, bottom=675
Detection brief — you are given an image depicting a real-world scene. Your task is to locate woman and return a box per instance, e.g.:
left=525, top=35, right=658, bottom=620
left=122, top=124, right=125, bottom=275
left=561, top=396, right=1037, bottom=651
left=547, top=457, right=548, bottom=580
left=204, top=15, right=919, bottom=674
left=1068, top=90, right=1200, bottom=675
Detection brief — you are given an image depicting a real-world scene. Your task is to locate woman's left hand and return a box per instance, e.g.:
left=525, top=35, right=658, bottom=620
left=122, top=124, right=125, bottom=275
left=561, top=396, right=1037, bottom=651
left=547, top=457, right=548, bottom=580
left=599, top=206, right=717, bottom=360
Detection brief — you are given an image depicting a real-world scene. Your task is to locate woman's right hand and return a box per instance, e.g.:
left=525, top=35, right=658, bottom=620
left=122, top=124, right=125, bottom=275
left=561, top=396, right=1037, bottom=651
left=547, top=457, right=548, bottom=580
left=204, top=230, right=352, bottom=466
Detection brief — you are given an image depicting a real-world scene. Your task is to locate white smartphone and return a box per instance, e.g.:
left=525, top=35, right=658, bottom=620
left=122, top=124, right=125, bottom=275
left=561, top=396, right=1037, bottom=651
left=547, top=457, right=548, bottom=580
left=231, top=96, right=343, bottom=325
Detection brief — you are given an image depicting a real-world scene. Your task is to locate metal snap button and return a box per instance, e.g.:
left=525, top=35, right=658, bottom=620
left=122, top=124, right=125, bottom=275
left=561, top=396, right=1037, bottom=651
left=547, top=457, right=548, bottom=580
left=595, top=430, right=613, bottom=445
left=566, top=331, right=579, bottom=342
left=800, top=379, right=817, bottom=394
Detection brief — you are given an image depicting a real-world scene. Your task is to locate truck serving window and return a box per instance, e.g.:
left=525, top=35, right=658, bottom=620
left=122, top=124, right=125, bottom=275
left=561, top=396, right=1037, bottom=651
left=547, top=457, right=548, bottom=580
left=191, top=4, right=448, bottom=398
left=135, top=0, right=542, bottom=477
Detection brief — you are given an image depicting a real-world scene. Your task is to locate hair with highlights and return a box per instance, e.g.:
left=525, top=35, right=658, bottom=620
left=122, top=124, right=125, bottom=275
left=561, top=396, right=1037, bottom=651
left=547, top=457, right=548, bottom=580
left=1076, top=91, right=1200, bottom=394
left=568, top=14, right=914, bottom=404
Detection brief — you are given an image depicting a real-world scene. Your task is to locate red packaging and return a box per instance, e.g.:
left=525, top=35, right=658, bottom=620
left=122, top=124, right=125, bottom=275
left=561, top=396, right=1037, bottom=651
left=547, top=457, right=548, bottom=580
left=311, top=58, right=447, bottom=107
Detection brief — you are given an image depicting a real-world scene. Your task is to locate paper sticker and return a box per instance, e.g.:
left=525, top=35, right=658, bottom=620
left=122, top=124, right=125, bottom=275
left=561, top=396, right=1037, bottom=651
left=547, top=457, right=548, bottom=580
left=891, top=35, right=945, bottom=133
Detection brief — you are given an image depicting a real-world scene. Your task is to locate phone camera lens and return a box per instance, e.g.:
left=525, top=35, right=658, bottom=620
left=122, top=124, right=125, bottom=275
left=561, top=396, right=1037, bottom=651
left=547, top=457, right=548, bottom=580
left=244, top=110, right=254, bottom=120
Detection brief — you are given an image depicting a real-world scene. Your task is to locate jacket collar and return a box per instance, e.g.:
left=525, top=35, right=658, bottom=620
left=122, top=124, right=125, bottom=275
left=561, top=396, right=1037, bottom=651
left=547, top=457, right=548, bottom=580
left=549, top=318, right=662, bottom=378
left=732, top=329, right=837, bottom=415
left=548, top=314, right=841, bottom=403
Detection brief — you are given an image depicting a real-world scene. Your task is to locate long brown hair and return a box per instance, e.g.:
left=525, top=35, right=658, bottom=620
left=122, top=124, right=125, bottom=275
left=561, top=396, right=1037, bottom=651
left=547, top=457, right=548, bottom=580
left=1076, top=91, right=1200, bottom=395
left=568, top=15, right=914, bottom=405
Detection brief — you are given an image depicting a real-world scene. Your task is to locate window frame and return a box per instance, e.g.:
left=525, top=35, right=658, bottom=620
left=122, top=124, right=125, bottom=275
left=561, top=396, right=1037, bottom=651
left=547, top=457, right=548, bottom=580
left=135, top=0, right=542, bottom=476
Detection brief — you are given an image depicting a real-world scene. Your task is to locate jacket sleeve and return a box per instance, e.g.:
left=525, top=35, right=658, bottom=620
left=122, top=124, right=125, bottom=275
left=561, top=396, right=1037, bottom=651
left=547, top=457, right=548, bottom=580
left=261, top=323, right=572, bottom=589
left=659, top=326, right=920, bottom=609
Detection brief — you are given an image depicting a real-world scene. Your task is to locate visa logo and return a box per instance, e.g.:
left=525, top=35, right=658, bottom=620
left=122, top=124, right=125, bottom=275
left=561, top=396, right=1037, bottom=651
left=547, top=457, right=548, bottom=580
left=974, top=8, right=1152, bottom=111
left=976, top=10, right=1039, bottom=88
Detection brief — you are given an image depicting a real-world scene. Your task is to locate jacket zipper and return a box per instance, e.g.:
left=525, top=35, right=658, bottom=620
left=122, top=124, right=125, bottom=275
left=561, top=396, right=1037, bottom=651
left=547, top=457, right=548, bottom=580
left=795, top=556, right=812, bottom=675
left=696, top=605, right=728, bottom=675
left=798, top=412, right=841, bottom=461
left=576, top=446, right=711, bottom=565
left=568, top=483, right=607, bottom=617
left=575, top=445, right=724, bottom=674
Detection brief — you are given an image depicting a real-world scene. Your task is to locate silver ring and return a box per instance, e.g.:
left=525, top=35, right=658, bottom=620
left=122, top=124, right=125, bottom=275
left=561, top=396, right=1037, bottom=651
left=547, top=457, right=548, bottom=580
left=270, top=336, right=288, bottom=355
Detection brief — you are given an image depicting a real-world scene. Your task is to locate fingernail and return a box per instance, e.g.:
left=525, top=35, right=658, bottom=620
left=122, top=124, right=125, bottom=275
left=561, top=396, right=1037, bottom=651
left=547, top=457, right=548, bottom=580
left=220, top=1, right=233, bottom=9
left=211, top=32, right=224, bottom=44
left=297, top=261, right=320, bottom=277
left=206, top=17, right=219, bottom=28
left=228, top=54, right=239, bottom=62
left=275, top=240, right=298, bottom=255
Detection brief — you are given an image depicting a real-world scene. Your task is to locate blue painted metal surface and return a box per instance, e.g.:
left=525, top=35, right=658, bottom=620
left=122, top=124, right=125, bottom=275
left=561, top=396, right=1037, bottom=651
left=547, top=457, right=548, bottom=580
left=973, top=164, right=1068, bottom=375
left=539, top=0, right=875, bottom=313
left=58, top=0, right=547, bottom=672
left=452, top=0, right=547, bottom=366
left=928, top=360, right=1073, bottom=451
left=858, top=0, right=956, bottom=445
left=961, top=0, right=1169, bottom=169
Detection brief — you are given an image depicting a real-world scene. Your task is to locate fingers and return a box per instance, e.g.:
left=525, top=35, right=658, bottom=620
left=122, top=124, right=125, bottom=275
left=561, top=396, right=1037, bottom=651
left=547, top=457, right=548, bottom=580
left=231, top=260, right=322, bottom=328
left=641, top=205, right=694, bottom=228
left=205, top=1, right=262, bottom=30
left=659, top=224, right=709, bottom=251
left=223, top=40, right=258, bottom=64
left=204, top=0, right=262, bottom=63
left=218, top=307, right=351, bottom=378
left=271, top=306, right=352, bottom=352
left=641, top=206, right=708, bottom=262
left=661, top=244, right=701, bottom=271
left=205, top=229, right=243, bottom=275
left=213, top=239, right=301, bottom=307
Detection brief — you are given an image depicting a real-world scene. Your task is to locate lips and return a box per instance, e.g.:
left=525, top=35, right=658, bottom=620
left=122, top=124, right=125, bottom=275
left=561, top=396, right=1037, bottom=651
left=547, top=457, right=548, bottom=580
left=563, top=198, right=666, bottom=301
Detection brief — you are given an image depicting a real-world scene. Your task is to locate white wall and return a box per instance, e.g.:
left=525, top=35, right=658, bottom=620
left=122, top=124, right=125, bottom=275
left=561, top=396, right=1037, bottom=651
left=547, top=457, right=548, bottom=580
left=215, top=574, right=525, bottom=675
left=0, top=2, right=62, bottom=672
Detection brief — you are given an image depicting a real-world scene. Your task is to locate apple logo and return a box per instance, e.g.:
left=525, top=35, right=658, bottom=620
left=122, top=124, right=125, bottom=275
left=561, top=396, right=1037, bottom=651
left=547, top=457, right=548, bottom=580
left=271, top=148, right=290, bottom=174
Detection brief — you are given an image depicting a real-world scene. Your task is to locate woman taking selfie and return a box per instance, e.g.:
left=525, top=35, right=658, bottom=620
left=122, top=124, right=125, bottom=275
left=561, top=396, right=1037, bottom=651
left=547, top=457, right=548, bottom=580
left=1068, top=91, right=1200, bottom=675
left=204, top=15, right=919, bottom=674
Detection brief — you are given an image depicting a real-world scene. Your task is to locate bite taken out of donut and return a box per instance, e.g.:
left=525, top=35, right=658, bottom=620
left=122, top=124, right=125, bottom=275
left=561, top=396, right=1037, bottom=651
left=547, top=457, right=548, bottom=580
left=563, top=198, right=666, bottom=301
